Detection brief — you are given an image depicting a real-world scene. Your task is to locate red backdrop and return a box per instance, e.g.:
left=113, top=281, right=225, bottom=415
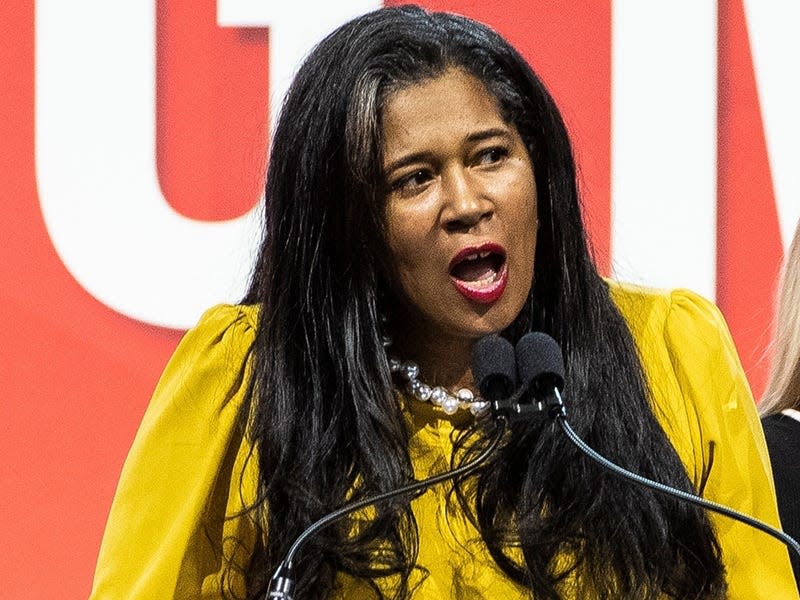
left=0, top=1, right=792, bottom=597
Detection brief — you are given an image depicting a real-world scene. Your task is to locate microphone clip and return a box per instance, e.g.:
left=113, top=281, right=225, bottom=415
left=490, top=381, right=567, bottom=423
left=489, top=389, right=546, bottom=422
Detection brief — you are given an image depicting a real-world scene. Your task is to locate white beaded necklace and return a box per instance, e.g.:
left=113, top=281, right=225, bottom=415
left=388, top=356, right=489, bottom=416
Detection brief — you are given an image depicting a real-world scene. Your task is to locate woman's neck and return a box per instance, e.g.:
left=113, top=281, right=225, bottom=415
left=391, top=327, right=475, bottom=393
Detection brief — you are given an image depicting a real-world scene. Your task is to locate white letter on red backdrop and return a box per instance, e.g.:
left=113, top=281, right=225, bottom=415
left=35, top=1, right=378, bottom=330
left=217, top=0, right=381, bottom=135
left=743, top=0, right=800, bottom=248
left=610, top=1, right=718, bottom=299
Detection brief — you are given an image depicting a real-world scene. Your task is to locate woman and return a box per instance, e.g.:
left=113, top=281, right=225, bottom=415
left=761, top=219, right=800, bottom=584
left=89, top=6, right=796, bottom=599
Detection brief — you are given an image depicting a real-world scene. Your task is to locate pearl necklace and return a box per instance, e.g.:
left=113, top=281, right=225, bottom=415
left=388, top=356, right=489, bottom=416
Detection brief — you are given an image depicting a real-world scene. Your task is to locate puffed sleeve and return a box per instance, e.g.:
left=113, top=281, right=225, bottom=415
left=89, top=305, right=262, bottom=600
left=660, top=290, right=798, bottom=599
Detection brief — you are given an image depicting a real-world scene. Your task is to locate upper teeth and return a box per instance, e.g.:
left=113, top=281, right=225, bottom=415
left=464, top=251, right=491, bottom=261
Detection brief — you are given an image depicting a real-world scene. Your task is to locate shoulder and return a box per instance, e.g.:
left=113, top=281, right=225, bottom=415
left=607, top=281, right=740, bottom=383
left=143, top=303, right=260, bottom=424
left=181, top=303, right=259, bottom=353
left=762, top=411, right=800, bottom=430
left=166, top=304, right=259, bottom=381
left=607, top=280, right=726, bottom=343
left=607, top=280, right=757, bottom=479
left=606, top=278, right=748, bottom=408
left=762, top=413, right=800, bottom=456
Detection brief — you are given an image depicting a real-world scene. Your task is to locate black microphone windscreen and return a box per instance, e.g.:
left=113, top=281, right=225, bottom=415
left=471, top=335, right=516, bottom=402
left=516, top=332, right=565, bottom=393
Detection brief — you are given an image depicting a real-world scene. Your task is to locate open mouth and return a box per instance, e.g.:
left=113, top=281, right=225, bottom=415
left=449, top=243, right=508, bottom=304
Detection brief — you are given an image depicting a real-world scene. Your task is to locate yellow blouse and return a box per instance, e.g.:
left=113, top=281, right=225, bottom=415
left=89, top=283, right=799, bottom=599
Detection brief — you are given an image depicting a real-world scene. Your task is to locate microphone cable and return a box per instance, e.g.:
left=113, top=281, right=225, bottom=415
left=546, top=388, right=800, bottom=561
left=265, top=415, right=508, bottom=599
left=515, top=331, right=800, bottom=563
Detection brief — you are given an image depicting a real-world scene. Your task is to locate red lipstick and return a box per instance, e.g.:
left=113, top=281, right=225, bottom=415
left=448, top=242, right=508, bottom=304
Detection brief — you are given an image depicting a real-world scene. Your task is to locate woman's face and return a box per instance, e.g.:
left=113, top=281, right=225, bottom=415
left=382, top=68, right=538, bottom=351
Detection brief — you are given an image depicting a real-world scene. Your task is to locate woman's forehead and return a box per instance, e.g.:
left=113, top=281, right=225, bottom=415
left=380, top=69, right=509, bottom=160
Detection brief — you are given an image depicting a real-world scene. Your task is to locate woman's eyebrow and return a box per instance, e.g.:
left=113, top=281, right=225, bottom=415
left=384, top=127, right=513, bottom=173
left=465, top=127, right=513, bottom=143
left=383, top=151, right=435, bottom=175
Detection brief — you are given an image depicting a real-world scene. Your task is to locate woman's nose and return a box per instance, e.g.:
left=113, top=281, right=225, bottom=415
left=440, top=168, right=493, bottom=232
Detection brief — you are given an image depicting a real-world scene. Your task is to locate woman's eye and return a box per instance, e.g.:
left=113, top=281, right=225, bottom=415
left=391, top=169, right=433, bottom=195
left=476, top=147, right=509, bottom=165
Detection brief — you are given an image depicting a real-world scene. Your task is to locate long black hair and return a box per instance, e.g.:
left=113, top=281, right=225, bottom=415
left=240, top=5, right=726, bottom=599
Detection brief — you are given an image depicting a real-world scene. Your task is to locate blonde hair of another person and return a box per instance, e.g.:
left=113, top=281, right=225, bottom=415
left=761, top=219, right=800, bottom=415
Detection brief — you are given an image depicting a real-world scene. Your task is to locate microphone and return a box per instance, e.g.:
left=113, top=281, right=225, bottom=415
left=473, top=334, right=537, bottom=421
left=514, top=332, right=565, bottom=418
left=516, top=332, right=800, bottom=563
left=475, top=332, right=558, bottom=421
left=472, top=334, right=515, bottom=402
left=264, top=339, right=516, bottom=599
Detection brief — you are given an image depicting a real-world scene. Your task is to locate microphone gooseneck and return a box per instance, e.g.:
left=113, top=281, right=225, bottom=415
left=518, top=332, right=800, bottom=563
left=266, top=339, right=517, bottom=599
left=553, top=395, right=800, bottom=560
left=265, top=417, right=508, bottom=599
